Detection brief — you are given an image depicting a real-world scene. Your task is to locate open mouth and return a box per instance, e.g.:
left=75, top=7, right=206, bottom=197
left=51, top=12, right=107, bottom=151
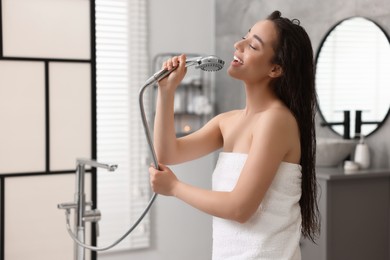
left=233, top=55, right=243, bottom=64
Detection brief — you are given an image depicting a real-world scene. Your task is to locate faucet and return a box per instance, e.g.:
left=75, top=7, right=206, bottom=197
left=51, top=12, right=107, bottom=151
left=354, top=110, right=381, bottom=137
left=320, top=110, right=351, bottom=139
left=58, top=159, right=117, bottom=260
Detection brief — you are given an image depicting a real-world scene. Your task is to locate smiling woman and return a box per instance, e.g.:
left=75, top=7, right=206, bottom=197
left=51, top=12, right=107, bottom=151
left=316, top=17, right=390, bottom=138
left=149, top=10, right=319, bottom=260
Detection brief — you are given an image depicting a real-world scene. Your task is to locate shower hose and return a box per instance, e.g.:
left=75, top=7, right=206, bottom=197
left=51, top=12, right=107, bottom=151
left=64, top=79, right=159, bottom=251
left=64, top=55, right=224, bottom=251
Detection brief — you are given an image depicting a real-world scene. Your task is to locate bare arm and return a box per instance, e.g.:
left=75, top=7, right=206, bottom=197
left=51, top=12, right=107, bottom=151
left=150, top=109, right=300, bottom=222
left=154, top=54, right=222, bottom=164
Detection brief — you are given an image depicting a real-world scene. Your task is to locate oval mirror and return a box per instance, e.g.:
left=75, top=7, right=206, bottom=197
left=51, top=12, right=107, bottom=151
left=316, top=17, right=390, bottom=138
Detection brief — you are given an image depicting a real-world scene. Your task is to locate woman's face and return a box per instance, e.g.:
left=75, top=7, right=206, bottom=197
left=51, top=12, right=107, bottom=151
left=228, top=20, right=280, bottom=85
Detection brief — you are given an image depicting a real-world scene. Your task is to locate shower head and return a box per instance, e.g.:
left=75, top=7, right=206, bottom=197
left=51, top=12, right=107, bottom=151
left=143, top=55, right=225, bottom=86
left=185, top=55, right=225, bottom=72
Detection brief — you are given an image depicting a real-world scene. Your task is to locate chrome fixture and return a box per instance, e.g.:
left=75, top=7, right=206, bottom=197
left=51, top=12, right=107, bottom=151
left=57, top=54, right=224, bottom=257
left=58, top=158, right=117, bottom=260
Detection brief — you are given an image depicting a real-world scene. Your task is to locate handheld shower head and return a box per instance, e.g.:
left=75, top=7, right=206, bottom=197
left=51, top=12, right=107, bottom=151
left=143, top=55, right=225, bottom=86
left=185, top=55, right=225, bottom=72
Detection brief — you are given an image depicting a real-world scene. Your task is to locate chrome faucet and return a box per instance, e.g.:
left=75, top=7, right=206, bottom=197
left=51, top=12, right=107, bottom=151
left=58, top=159, right=117, bottom=260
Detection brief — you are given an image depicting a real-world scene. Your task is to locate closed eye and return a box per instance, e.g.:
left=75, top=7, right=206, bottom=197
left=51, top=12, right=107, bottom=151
left=241, top=37, right=257, bottom=50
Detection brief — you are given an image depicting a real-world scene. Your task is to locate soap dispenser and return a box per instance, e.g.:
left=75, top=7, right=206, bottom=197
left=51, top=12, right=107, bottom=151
left=354, top=134, right=370, bottom=169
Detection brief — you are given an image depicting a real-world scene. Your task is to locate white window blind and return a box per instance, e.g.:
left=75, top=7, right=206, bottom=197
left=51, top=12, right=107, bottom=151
left=96, top=0, right=151, bottom=251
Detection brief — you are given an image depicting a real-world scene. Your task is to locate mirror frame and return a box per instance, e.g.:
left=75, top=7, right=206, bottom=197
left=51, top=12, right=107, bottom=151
left=315, top=16, right=390, bottom=138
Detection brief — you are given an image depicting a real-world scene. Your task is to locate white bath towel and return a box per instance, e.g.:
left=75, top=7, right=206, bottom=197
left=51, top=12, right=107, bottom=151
left=212, top=152, right=302, bottom=260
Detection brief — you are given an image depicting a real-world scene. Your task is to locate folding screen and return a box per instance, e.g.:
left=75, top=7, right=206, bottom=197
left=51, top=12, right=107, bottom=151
left=0, top=0, right=96, bottom=259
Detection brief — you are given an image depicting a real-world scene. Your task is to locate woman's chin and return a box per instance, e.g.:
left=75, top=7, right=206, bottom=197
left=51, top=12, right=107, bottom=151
left=227, top=66, right=242, bottom=80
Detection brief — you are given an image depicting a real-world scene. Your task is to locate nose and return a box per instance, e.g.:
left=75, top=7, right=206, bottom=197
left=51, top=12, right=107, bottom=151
left=234, top=38, right=245, bottom=51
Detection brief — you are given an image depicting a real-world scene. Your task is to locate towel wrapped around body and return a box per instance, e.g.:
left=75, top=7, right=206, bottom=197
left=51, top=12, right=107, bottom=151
left=212, top=152, right=302, bottom=260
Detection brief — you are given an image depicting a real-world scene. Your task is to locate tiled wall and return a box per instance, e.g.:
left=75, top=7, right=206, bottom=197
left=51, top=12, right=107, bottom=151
left=215, top=0, right=390, bottom=168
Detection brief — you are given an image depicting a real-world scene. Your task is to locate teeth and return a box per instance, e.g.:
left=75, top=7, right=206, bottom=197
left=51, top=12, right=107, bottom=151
left=234, top=55, right=243, bottom=64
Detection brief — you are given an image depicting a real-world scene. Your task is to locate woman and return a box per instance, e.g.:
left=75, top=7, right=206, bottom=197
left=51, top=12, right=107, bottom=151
left=149, top=10, right=319, bottom=259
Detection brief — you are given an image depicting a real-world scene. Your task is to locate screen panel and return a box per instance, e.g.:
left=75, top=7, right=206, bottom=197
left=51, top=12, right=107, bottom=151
left=1, top=0, right=90, bottom=59
left=0, top=61, right=45, bottom=174
left=4, top=174, right=92, bottom=260
left=49, top=62, right=92, bottom=171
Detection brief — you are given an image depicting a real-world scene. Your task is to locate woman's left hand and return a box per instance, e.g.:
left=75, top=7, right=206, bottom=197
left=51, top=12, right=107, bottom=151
left=149, top=163, right=179, bottom=196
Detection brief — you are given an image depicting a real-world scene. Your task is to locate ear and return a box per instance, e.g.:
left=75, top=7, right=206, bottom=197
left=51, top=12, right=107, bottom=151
left=269, top=64, right=283, bottom=78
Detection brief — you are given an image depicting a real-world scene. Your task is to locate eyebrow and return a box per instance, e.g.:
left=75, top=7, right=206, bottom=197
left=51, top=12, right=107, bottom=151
left=253, top=34, right=264, bottom=45
left=248, top=29, right=264, bottom=45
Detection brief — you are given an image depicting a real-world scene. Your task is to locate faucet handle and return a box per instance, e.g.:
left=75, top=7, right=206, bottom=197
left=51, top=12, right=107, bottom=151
left=58, top=202, right=77, bottom=210
left=58, top=201, right=93, bottom=210
left=76, top=158, right=118, bottom=172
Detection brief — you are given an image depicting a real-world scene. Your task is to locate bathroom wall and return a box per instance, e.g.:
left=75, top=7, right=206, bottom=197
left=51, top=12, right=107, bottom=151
left=215, top=0, right=390, bottom=169
left=98, top=0, right=216, bottom=259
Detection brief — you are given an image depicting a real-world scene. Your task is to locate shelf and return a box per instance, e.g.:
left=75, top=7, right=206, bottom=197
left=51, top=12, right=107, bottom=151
left=316, top=167, right=390, bottom=180
left=153, top=53, right=214, bottom=136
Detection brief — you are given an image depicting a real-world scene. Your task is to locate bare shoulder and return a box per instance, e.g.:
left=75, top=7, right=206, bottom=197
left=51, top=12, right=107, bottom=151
left=252, top=105, right=300, bottom=149
left=251, top=105, right=300, bottom=163
left=219, top=109, right=242, bottom=118
left=255, top=105, right=298, bottom=130
left=193, top=109, right=242, bottom=136
left=214, top=109, right=243, bottom=124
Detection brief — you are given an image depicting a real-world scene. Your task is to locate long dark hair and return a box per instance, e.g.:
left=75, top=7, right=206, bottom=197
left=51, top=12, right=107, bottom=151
left=267, top=10, right=320, bottom=241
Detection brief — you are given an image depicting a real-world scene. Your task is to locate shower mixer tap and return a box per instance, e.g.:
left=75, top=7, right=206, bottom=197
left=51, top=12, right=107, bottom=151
left=58, top=158, right=117, bottom=260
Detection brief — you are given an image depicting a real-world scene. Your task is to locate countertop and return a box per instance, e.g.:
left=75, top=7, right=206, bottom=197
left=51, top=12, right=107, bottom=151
left=316, top=167, right=390, bottom=181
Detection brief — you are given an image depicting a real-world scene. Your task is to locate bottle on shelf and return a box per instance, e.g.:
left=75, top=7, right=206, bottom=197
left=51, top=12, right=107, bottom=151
left=354, top=134, right=370, bottom=169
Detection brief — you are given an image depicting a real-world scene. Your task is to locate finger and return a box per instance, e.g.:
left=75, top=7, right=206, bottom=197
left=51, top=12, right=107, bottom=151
left=149, top=165, right=158, bottom=176
left=150, top=162, right=158, bottom=168
left=166, top=59, right=173, bottom=70
left=177, top=54, right=188, bottom=74
left=162, top=58, right=173, bottom=71
left=149, top=164, right=164, bottom=176
left=172, top=56, right=179, bottom=67
left=179, top=54, right=186, bottom=66
left=157, top=163, right=168, bottom=171
left=161, top=60, right=168, bottom=70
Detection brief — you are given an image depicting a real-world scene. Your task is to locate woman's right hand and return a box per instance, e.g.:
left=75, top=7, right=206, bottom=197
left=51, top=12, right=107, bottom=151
left=158, top=54, right=187, bottom=92
left=149, top=163, right=179, bottom=196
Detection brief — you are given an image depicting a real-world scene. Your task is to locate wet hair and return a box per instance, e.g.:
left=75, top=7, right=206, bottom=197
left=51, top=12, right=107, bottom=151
left=267, top=10, right=320, bottom=242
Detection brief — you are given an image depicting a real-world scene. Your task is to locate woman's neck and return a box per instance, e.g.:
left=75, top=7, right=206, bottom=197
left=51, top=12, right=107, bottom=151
left=243, top=82, right=279, bottom=115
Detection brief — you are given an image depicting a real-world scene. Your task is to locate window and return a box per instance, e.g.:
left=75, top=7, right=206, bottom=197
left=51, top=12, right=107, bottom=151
left=96, top=0, right=150, bottom=251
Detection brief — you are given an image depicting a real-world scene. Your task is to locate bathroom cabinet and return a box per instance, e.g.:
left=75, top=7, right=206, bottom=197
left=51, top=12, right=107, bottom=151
left=301, top=167, right=390, bottom=260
